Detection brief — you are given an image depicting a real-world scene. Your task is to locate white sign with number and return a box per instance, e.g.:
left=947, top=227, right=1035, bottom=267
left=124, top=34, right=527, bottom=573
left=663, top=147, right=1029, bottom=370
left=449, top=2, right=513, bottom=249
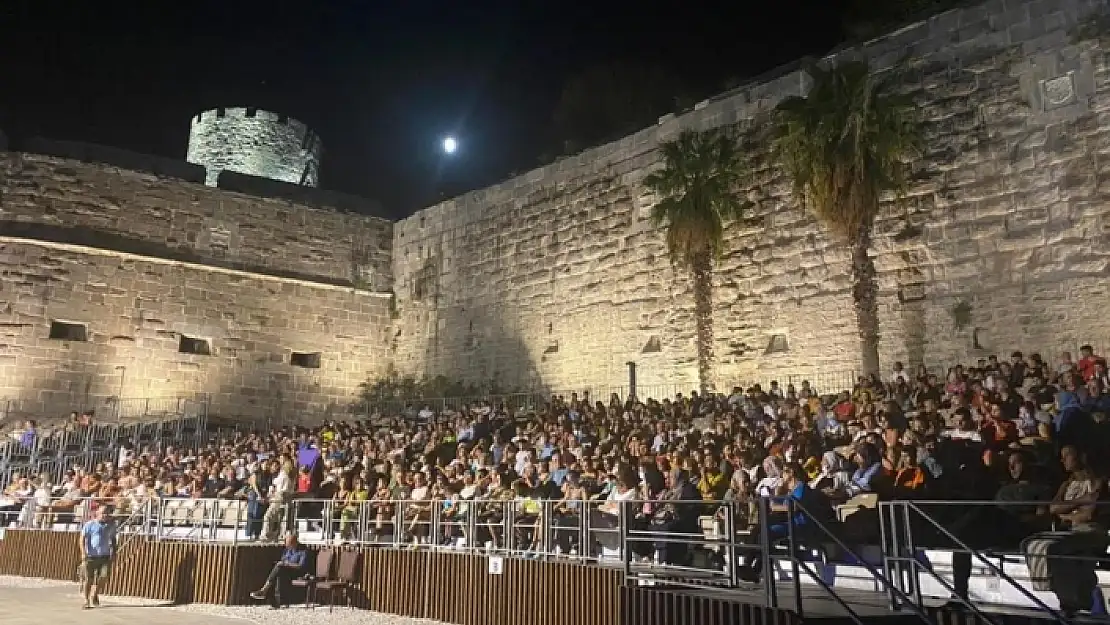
left=488, top=556, right=504, bottom=575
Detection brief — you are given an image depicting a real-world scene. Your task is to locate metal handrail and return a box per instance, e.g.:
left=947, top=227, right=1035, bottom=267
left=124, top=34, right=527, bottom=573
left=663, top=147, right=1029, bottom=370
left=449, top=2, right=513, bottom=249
left=10, top=491, right=1108, bottom=622
left=114, top=498, right=154, bottom=552
left=780, top=495, right=933, bottom=624
left=888, top=500, right=1073, bottom=625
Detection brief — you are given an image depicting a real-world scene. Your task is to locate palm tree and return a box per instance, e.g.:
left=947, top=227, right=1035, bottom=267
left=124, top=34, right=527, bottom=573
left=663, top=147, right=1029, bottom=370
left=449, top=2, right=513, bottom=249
left=772, top=61, right=921, bottom=376
left=644, top=129, right=751, bottom=393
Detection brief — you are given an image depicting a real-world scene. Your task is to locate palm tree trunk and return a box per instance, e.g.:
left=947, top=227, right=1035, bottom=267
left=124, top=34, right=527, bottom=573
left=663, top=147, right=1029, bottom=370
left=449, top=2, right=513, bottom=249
left=690, top=251, right=715, bottom=393
left=851, top=225, right=881, bottom=377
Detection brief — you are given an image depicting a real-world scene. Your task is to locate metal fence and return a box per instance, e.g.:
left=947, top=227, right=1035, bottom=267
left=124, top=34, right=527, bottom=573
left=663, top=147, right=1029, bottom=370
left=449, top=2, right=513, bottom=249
left=5, top=494, right=1102, bottom=623
left=0, top=396, right=207, bottom=426
left=0, top=413, right=209, bottom=486
left=347, top=372, right=861, bottom=421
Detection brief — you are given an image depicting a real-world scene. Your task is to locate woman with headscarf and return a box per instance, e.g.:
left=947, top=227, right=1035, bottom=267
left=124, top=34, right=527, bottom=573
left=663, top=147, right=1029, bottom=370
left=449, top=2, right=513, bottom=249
left=1055, top=391, right=1093, bottom=452
left=723, top=464, right=755, bottom=527
left=755, top=455, right=784, bottom=498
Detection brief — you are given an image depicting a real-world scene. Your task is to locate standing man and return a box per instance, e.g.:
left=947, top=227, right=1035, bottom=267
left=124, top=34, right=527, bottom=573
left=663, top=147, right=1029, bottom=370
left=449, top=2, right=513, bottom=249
left=249, top=531, right=307, bottom=608
left=263, top=460, right=294, bottom=541
left=78, top=505, right=116, bottom=609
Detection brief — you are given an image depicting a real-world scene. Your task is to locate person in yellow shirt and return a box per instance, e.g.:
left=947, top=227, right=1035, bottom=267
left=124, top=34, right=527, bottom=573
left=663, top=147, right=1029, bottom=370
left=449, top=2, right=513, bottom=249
left=338, top=475, right=369, bottom=539
left=698, top=464, right=727, bottom=501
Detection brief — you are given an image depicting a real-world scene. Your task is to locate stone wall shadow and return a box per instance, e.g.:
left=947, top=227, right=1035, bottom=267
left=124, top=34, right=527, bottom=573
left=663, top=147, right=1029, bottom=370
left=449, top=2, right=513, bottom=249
left=11, top=345, right=114, bottom=427
left=901, top=300, right=927, bottom=369
left=171, top=550, right=197, bottom=605
left=420, top=301, right=545, bottom=395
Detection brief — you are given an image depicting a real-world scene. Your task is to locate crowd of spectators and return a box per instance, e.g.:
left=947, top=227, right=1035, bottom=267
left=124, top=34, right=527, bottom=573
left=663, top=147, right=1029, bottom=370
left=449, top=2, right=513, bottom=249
left=2, top=345, right=1109, bottom=615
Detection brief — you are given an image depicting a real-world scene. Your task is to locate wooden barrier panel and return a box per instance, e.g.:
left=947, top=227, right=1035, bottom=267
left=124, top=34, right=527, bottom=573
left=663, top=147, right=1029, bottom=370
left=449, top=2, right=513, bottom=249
left=0, top=529, right=84, bottom=581
left=0, top=530, right=240, bottom=604
left=0, top=531, right=623, bottom=625
left=621, top=585, right=1063, bottom=625
left=622, top=585, right=799, bottom=625
left=417, top=552, right=622, bottom=625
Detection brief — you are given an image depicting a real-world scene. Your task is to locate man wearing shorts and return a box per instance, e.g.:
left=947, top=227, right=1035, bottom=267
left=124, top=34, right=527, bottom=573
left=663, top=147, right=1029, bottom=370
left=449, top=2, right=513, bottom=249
left=79, top=505, right=116, bottom=609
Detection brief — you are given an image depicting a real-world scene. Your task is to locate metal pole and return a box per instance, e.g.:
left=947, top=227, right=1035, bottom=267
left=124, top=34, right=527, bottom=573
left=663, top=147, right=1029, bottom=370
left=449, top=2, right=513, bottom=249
left=883, top=503, right=901, bottom=612
left=759, top=496, right=778, bottom=608
left=619, top=501, right=631, bottom=580
left=393, top=500, right=403, bottom=547
left=505, top=501, right=516, bottom=554
left=426, top=502, right=436, bottom=549
left=879, top=503, right=898, bottom=611
left=467, top=501, right=477, bottom=553
left=232, top=501, right=241, bottom=546
left=787, top=499, right=803, bottom=617
left=581, top=501, right=590, bottom=559
left=541, top=500, right=552, bottom=559
left=626, top=362, right=637, bottom=401
left=902, top=501, right=923, bottom=609
left=725, top=503, right=738, bottom=588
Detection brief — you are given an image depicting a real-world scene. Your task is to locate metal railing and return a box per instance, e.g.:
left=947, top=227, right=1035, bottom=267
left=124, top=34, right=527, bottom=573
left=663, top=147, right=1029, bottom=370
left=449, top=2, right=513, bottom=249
left=6, top=492, right=1109, bottom=622
left=348, top=373, right=861, bottom=421
left=0, top=413, right=208, bottom=487
left=148, top=496, right=635, bottom=559
left=779, top=496, right=930, bottom=625
left=0, top=396, right=205, bottom=426
left=0, top=495, right=154, bottom=533
left=880, top=499, right=1110, bottom=623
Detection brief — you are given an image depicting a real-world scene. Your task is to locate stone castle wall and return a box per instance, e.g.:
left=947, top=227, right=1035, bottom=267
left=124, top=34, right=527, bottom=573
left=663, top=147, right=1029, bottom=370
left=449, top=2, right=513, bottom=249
left=393, top=0, right=1110, bottom=393
left=0, top=151, right=393, bottom=421
left=187, top=107, right=322, bottom=187
left=0, top=153, right=392, bottom=289
left=0, top=240, right=391, bottom=421
left=3, top=0, right=1109, bottom=419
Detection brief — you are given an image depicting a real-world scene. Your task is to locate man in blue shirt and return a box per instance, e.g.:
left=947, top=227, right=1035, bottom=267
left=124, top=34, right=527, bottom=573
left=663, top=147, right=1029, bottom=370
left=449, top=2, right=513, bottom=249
left=79, top=505, right=116, bottom=609
left=250, top=531, right=307, bottom=608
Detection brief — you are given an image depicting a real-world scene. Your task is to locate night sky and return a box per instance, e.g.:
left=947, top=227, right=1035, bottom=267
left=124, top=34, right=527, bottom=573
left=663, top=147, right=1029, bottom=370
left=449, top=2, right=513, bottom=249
left=0, top=0, right=851, bottom=217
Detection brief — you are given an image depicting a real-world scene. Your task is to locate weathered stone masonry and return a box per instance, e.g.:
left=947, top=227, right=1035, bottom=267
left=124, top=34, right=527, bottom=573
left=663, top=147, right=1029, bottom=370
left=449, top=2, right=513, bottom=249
left=3, top=0, right=1109, bottom=420
left=393, top=0, right=1110, bottom=392
left=0, top=151, right=393, bottom=420
left=0, top=153, right=391, bottom=288
left=187, top=107, right=323, bottom=188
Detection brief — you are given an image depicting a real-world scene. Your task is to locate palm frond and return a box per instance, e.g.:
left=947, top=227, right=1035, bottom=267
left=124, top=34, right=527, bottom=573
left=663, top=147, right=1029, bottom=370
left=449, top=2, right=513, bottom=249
left=771, top=60, right=921, bottom=242
left=644, top=129, right=751, bottom=268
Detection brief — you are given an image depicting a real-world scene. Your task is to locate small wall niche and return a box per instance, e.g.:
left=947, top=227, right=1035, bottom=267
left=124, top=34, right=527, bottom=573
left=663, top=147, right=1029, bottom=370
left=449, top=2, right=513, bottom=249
left=179, top=335, right=212, bottom=356
left=765, top=334, right=789, bottom=355
left=49, top=321, right=88, bottom=342
left=291, top=352, right=322, bottom=369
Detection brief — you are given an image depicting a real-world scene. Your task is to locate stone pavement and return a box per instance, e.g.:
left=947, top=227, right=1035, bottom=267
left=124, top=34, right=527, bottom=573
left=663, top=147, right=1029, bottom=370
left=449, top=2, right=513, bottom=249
left=0, top=585, right=247, bottom=625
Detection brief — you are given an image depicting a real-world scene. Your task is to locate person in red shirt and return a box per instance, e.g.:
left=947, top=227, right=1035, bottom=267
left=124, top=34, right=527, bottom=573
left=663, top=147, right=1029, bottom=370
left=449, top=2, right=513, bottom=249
left=833, top=391, right=855, bottom=422
left=1077, top=345, right=1106, bottom=382
left=980, top=402, right=1018, bottom=448
left=295, top=466, right=312, bottom=494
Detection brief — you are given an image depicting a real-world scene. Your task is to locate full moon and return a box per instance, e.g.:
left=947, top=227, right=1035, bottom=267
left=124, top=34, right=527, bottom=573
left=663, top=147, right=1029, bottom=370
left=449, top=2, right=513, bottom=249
left=442, top=137, right=458, bottom=154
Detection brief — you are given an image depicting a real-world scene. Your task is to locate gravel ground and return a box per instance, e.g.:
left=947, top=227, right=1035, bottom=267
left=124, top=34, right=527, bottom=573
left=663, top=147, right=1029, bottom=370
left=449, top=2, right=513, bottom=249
left=0, top=575, right=449, bottom=625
